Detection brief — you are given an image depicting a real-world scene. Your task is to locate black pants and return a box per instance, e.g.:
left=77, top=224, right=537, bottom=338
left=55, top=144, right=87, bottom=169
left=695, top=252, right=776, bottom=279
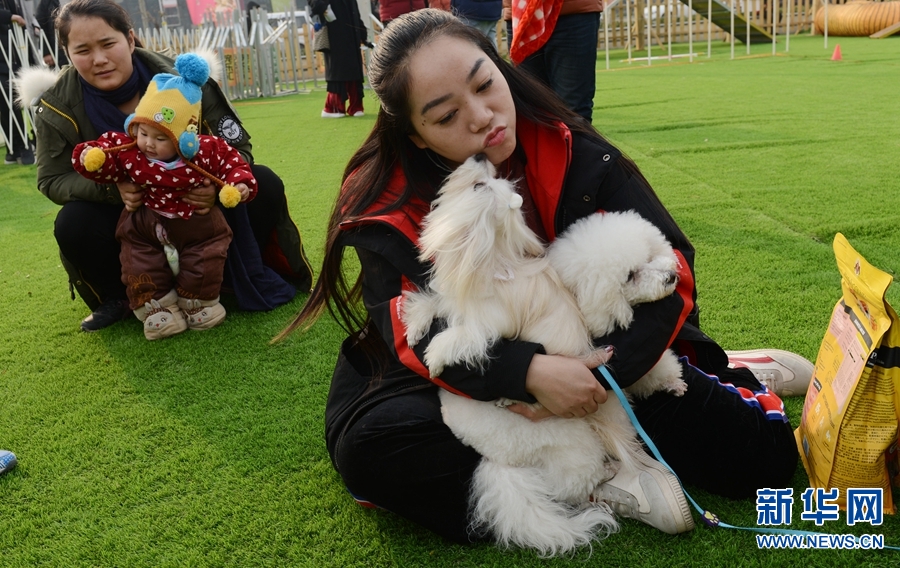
left=331, top=363, right=798, bottom=544
left=54, top=164, right=285, bottom=308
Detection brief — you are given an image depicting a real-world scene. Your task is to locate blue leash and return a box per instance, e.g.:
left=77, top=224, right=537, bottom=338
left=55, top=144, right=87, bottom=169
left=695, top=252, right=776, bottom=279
left=596, top=365, right=899, bottom=550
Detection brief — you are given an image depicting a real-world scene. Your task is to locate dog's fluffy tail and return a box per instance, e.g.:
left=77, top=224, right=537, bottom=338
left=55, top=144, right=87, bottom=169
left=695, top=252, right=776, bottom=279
left=470, top=459, right=618, bottom=557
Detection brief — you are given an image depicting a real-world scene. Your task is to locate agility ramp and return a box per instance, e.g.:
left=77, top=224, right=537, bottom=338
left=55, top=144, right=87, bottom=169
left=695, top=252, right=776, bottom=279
left=676, top=0, right=774, bottom=44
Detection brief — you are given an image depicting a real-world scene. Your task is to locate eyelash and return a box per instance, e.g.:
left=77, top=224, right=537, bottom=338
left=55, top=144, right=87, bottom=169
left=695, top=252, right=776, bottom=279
left=436, top=77, right=493, bottom=125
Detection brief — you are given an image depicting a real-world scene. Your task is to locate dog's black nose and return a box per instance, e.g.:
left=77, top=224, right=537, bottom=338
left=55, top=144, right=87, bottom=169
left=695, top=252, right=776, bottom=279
left=473, top=153, right=487, bottom=163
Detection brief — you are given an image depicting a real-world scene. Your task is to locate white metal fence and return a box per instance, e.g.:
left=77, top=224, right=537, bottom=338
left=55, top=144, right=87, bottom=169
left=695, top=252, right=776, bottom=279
left=2, top=3, right=335, bottom=154
left=3, top=0, right=896, bottom=155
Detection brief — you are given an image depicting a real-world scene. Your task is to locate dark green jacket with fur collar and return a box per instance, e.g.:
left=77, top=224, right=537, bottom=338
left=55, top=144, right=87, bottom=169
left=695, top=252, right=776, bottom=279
left=34, top=47, right=252, bottom=205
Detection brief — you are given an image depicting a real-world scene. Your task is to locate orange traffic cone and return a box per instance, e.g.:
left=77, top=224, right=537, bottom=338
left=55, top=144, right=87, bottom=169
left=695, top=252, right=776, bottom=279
left=831, top=44, right=842, bottom=61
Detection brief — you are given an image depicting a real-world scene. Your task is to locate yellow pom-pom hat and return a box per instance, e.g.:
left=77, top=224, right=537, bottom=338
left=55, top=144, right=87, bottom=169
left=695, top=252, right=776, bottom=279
left=124, top=53, right=208, bottom=160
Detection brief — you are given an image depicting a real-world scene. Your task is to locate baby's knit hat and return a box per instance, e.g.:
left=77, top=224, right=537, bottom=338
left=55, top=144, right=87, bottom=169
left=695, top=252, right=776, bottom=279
left=124, top=53, right=208, bottom=160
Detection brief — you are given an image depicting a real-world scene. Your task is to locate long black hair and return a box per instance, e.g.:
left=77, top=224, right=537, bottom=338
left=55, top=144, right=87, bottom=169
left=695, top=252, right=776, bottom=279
left=276, top=9, right=619, bottom=349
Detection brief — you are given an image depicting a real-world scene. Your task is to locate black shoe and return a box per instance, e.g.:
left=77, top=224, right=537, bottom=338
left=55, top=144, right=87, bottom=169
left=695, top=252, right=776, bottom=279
left=3, top=150, right=18, bottom=165
left=81, top=299, right=132, bottom=332
left=18, top=147, right=35, bottom=165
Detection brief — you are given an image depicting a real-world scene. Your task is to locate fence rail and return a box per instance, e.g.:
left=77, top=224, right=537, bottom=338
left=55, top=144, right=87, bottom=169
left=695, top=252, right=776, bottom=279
left=595, top=0, right=890, bottom=51
left=3, top=0, right=897, bottom=154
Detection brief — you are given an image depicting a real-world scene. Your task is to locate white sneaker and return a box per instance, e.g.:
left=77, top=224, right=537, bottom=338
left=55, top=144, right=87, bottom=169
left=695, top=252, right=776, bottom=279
left=592, top=452, right=694, bottom=535
left=321, top=110, right=345, bottom=118
left=351, top=110, right=365, bottom=117
left=726, top=349, right=814, bottom=397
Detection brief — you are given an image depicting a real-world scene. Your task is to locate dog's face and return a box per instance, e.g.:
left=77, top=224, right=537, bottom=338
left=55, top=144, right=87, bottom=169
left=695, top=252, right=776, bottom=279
left=549, top=210, right=681, bottom=335
left=598, top=215, right=679, bottom=331
left=619, top=244, right=679, bottom=304
left=435, top=154, right=524, bottom=229
left=419, top=154, right=545, bottom=271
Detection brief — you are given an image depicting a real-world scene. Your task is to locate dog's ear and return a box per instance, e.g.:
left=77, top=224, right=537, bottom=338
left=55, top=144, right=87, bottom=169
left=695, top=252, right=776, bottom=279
left=580, top=274, right=635, bottom=336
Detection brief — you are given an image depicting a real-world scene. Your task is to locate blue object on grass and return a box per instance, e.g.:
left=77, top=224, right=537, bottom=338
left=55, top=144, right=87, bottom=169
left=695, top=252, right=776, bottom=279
left=0, top=450, right=17, bottom=475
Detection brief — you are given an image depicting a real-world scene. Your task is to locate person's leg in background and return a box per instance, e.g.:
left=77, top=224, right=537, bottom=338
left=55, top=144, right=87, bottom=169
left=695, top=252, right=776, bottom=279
left=518, top=13, right=601, bottom=123
left=323, top=77, right=348, bottom=117
left=1, top=72, right=34, bottom=165
left=347, top=81, right=365, bottom=117
left=456, top=15, right=500, bottom=51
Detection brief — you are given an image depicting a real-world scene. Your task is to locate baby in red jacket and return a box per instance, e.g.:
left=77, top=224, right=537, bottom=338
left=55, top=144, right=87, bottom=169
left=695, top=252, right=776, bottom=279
left=73, top=53, right=256, bottom=340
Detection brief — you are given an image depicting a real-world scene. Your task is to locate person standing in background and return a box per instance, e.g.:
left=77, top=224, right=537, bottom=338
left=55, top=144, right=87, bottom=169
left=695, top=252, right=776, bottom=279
left=311, top=0, right=371, bottom=117
left=511, top=0, right=603, bottom=123
left=452, top=0, right=501, bottom=50
left=2, top=0, right=35, bottom=164
left=501, top=0, right=512, bottom=53
left=36, top=0, right=70, bottom=66
left=378, top=0, right=424, bottom=27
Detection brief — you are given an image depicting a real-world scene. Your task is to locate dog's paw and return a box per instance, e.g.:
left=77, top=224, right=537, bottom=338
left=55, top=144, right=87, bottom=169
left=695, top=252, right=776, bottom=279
left=666, top=378, right=688, bottom=397
left=602, top=456, right=620, bottom=483
left=406, top=327, right=427, bottom=348
left=580, top=346, right=614, bottom=369
left=424, top=356, right=445, bottom=378
left=400, top=291, right=435, bottom=347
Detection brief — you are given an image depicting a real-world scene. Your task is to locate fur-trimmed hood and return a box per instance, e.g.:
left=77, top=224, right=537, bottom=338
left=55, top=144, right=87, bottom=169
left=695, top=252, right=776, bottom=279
left=13, top=66, right=60, bottom=107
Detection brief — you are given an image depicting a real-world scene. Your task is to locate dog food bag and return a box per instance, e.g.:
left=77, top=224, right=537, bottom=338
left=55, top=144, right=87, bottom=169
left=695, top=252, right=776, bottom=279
left=795, top=233, right=900, bottom=514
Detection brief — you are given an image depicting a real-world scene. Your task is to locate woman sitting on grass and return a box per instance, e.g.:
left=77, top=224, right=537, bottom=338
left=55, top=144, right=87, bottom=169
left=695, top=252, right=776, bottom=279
left=25, top=0, right=312, bottom=333
left=280, top=9, right=812, bottom=548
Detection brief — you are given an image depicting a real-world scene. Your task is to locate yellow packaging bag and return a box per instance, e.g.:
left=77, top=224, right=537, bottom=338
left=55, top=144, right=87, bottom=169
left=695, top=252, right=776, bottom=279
left=795, top=233, right=900, bottom=514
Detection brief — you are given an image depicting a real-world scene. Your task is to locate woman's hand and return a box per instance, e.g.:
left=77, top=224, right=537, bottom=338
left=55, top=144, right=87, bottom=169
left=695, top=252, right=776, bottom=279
left=182, top=179, right=215, bottom=215
left=506, top=353, right=608, bottom=421
left=117, top=181, right=144, bottom=212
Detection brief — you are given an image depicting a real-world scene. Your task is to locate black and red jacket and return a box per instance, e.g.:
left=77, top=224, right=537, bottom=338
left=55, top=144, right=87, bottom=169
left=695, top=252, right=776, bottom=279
left=325, top=117, right=725, bottom=464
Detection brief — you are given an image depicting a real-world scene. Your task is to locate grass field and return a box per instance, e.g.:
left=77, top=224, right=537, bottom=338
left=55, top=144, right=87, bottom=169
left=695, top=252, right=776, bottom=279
left=2, top=33, right=900, bottom=567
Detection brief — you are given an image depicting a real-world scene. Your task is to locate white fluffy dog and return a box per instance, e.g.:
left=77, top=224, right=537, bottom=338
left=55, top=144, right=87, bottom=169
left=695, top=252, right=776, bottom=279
left=402, top=155, right=686, bottom=555
left=548, top=210, right=687, bottom=399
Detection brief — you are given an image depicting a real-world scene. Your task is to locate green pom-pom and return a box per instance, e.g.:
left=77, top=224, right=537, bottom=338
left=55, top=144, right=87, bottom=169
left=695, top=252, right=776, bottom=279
left=219, top=184, right=241, bottom=208
left=84, top=147, right=107, bottom=172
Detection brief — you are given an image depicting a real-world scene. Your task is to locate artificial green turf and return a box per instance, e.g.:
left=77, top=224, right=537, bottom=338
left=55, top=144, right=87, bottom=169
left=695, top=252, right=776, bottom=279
left=2, top=33, right=900, bottom=566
